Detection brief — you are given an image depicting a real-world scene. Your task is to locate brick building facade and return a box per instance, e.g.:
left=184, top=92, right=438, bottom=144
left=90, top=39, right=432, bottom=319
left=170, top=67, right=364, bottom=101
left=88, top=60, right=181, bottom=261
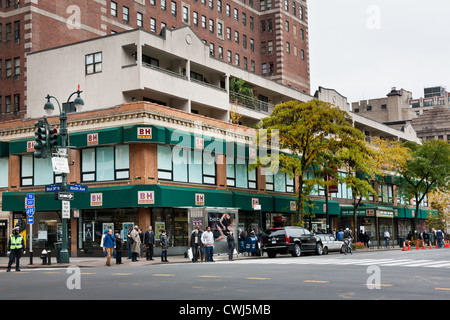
left=0, top=0, right=310, bottom=121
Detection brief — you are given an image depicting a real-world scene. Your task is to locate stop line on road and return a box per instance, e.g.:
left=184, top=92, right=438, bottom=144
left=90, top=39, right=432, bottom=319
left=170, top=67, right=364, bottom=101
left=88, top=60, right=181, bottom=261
left=218, top=257, right=450, bottom=269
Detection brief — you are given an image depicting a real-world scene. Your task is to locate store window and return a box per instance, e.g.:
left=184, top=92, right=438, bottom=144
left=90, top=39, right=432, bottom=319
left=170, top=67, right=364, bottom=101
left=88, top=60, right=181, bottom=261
left=81, top=145, right=129, bottom=182
left=152, top=207, right=189, bottom=247
left=157, top=145, right=216, bottom=185
left=226, top=157, right=257, bottom=189
left=265, top=169, right=294, bottom=193
left=20, top=155, right=62, bottom=186
left=0, top=157, right=8, bottom=188
left=80, top=208, right=138, bottom=253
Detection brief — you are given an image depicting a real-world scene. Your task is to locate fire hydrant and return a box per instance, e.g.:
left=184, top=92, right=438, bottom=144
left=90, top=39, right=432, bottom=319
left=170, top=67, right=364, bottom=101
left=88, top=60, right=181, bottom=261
left=40, top=249, right=48, bottom=265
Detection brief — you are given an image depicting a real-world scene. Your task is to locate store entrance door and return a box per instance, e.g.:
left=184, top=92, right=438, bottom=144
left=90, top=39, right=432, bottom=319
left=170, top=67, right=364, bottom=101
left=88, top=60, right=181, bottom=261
left=0, top=220, right=7, bottom=256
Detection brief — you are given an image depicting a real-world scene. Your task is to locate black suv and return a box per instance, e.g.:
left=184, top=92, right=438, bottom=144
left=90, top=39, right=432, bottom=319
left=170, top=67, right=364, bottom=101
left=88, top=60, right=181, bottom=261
left=261, top=227, right=323, bottom=258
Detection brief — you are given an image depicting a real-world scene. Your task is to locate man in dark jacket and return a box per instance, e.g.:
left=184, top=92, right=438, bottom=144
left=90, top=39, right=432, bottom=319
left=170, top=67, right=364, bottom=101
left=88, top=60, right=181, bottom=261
left=190, top=227, right=202, bottom=262
left=144, top=225, right=156, bottom=261
left=115, top=233, right=123, bottom=264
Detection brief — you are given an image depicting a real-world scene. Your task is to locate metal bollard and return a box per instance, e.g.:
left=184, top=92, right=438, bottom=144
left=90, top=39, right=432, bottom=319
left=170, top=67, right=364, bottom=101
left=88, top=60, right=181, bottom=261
left=47, top=250, right=51, bottom=265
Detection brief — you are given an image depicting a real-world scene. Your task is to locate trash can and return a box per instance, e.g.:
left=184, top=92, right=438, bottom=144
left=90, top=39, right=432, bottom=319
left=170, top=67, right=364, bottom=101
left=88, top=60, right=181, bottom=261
left=54, top=242, right=62, bottom=263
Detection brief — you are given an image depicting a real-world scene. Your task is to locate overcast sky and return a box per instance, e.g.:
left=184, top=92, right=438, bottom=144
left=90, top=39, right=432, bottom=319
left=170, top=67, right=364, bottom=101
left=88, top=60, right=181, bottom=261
left=308, top=0, right=450, bottom=104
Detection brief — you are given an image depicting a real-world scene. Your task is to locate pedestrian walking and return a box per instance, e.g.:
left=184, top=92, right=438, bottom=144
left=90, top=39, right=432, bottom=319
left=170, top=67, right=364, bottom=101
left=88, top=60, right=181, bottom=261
left=384, top=230, right=390, bottom=248
left=115, top=233, right=123, bottom=264
left=102, top=229, right=116, bottom=266
left=238, top=228, right=245, bottom=256
left=7, top=227, right=26, bottom=272
left=436, top=229, right=444, bottom=248
left=201, top=226, right=215, bottom=262
left=190, top=227, right=202, bottom=262
left=144, top=225, right=156, bottom=261
left=130, top=225, right=141, bottom=262
left=227, top=230, right=236, bottom=261
left=160, top=230, right=169, bottom=262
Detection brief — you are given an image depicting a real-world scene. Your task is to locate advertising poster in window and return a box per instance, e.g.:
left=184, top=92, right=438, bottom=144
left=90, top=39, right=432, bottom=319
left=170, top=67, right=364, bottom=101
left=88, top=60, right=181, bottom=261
left=207, top=210, right=237, bottom=254
left=83, top=222, right=94, bottom=242
left=122, top=222, right=134, bottom=242
left=155, top=221, right=166, bottom=242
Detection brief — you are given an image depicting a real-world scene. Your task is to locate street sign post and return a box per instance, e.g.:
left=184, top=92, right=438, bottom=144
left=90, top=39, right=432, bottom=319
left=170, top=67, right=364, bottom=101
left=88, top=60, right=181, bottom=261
left=26, top=193, right=35, bottom=265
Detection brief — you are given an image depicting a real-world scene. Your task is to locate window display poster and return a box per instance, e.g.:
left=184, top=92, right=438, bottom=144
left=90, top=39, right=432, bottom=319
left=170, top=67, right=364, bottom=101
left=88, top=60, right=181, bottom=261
left=207, top=211, right=236, bottom=254
left=84, top=222, right=94, bottom=242
left=155, top=221, right=165, bottom=241
left=122, top=222, right=134, bottom=242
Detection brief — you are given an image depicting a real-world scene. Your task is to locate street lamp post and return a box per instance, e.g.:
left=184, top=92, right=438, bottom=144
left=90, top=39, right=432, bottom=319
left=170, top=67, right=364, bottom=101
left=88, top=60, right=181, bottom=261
left=43, top=88, right=84, bottom=264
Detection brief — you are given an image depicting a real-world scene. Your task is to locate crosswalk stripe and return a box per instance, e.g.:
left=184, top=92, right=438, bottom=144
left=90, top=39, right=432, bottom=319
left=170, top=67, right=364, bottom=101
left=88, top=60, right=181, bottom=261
left=222, top=257, right=450, bottom=269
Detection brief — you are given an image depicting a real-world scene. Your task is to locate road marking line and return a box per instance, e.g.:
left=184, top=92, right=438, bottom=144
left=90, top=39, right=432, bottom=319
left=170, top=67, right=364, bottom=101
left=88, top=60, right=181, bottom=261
left=112, top=273, right=133, bottom=276
left=43, top=271, right=60, bottom=274
left=435, top=288, right=450, bottom=291
left=304, top=280, right=329, bottom=283
left=81, top=273, right=96, bottom=275
left=365, top=284, right=393, bottom=287
left=199, top=275, right=220, bottom=278
left=246, top=277, right=271, bottom=280
left=152, top=274, right=175, bottom=277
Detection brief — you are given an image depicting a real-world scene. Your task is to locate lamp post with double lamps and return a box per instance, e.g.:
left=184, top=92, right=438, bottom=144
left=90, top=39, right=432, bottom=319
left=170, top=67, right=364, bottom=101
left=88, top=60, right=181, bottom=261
left=43, top=88, right=84, bottom=263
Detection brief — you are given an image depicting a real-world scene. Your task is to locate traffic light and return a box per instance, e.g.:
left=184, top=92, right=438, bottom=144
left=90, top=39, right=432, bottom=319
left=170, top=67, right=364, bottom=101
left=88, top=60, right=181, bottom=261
left=48, top=125, right=58, bottom=150
left=34, top=120, right=48, bottom=159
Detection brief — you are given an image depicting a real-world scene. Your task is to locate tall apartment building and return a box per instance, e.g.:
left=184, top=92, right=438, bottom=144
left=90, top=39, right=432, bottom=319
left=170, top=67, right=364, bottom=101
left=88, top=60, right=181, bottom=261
left=0, top=0, right=310, bottom=121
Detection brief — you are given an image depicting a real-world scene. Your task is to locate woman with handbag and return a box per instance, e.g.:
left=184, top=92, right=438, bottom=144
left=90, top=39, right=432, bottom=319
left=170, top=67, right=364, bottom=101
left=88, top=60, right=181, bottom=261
left=160, top=230, right=169, bottom=262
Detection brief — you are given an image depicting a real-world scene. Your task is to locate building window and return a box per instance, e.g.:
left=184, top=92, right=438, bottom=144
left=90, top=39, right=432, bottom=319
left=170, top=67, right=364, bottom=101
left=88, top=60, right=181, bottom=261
left=111, top=1, right=117, bottom=17
left=85, top=52, right=102, bottom=75
left=193, top=12, right=198, bottom=26
left=267, top=40, right=273, bottom=54
left=201, top=15, right=206, bottom=28
left=161, top=0, right=166, bottom=10
left=227, top=50, right=232, bottom=63
left=137, top=12, right=143, bottom=27
left=182, top=6, right=189, bottom=23
left=301, top=49, right=305, bottom=60
left=157, top=145, right=216, bottom=185
left=299, top=5, right=303, bottom=19
left=209, top=43, right=215, bottom=56
left=266, top=170, right=294, bottom=193
left=21, top=155, right=62, bottom=187
left=234, top=8, right=238, bottom=21
left=235, top=53, right=239, bottom=66
left=249, top=16, right=254, bottom=30
left=5, top=59, right=11, bottom=78
left=123, top=6, right=129, bottom=23
left=13, top=94, right=19, bottom=112
left=262, top=63, right=267, bottom=75
left=171, top=1, right=177, bottom=16
left=5, top=23, right=11, bottom=41
left=82, top=145, right=130, bottom=182
left=14, top=21, right=20, bottom=41
left=217, top=22, right=223, bottom=36
left=209, top=19, right=214, bottom=33
left=217, top=0, right=222, bottom=11
left=227, top=157, right=257, bottom=189
left=226, top=4, right=230, bottom=16
left=251, top=60, right=255, bottom=72
left=234, top=30, right=239, bottom=43
left=250, top=38, right=254, bottom=52
left=14, top=57, right=20, bottom=77
left=0, top=157, right=8, bottom=188
left=218, top=46, right=223, bottom=59
left=286, top=42, right=290, bottom=53
left=150, top=18, right=156, bottom=32
left=226, top=27, right=231, bottom=39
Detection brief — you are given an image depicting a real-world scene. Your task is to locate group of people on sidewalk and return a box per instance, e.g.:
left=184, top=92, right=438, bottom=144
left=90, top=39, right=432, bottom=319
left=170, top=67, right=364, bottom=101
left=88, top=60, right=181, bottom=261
left=189, top=226, right=261, bottom=263
left=101, top=225, right=170, bottom=266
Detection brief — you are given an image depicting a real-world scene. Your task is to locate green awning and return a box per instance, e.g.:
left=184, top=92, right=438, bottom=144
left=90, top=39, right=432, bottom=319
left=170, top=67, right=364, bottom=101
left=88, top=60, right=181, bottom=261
left=304, top=198, right=340, bottom=215
left=123, top=125, right=166, bottom=144
left=232, top=191, right=273, bottom=212
left=273, top=195, right=297, bottom=213
left=340, top=203, right=394, bottom=218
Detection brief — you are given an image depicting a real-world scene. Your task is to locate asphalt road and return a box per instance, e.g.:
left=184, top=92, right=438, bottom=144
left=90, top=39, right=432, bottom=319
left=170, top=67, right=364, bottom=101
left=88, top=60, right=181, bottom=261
left=1, top=249, right=450, bottom=303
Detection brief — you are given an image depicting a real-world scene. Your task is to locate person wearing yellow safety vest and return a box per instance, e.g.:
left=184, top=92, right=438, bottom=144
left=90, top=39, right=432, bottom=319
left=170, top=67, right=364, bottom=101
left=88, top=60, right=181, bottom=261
left=7, top=226, right=26, bottom=272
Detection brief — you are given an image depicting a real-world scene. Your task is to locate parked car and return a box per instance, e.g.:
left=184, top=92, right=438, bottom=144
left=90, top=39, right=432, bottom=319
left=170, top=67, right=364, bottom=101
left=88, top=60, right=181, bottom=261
left=315, top=234, right=344, bottom=255
left=261, top=226, right=323, bottom=258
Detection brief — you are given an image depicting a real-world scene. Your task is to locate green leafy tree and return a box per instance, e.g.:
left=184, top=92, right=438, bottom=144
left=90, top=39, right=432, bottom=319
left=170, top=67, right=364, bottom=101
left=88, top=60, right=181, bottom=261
left=397, top=139, right=450, bottom=233
left=255, top=99, right=367, bottom=227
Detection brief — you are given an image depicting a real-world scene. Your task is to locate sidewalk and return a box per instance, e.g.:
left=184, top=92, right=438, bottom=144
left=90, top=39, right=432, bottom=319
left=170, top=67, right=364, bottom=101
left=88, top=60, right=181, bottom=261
left=0, top=246, right=402, bottom=270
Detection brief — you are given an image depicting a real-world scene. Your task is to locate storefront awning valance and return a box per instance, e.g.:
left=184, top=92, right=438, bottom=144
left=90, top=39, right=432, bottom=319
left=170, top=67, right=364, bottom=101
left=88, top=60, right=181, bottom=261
left=303, top=198, right=340, bottom=216
left=340, top=203, right=394, bottom=218
left=0, top=141, right=9, bottom=157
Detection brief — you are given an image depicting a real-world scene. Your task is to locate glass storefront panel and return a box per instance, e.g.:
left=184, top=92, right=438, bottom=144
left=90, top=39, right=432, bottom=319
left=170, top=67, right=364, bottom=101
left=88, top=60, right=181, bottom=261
left=80, top=208, right=138, bottom=253
left=151, top=207, right=188, bottom=247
